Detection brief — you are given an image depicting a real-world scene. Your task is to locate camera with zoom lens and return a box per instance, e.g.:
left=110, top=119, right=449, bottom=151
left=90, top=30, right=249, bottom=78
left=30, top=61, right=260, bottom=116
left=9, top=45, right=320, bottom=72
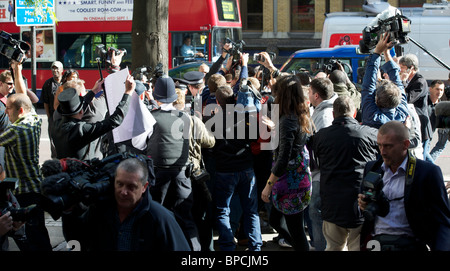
left=361, top=171, right=385, bottom=221
left=0, top=31, right=30, bottom=63
left=0, top=178, right=37, bottom=222
left=96, top=44, right=127, bottom=63
left=225, top=38, right=246, bottom=63
left=40, top=152, right=155, bottom=220
left=359, top=13, right=411, bottom=54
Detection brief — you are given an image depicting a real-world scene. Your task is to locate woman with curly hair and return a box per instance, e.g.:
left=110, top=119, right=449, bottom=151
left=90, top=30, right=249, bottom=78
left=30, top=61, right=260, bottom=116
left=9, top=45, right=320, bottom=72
left=259, top=53, right=313, bottom=250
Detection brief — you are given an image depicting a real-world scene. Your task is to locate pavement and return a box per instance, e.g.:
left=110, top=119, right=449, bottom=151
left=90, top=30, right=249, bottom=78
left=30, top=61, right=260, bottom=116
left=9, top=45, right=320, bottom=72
left=7, top=108, right=450, bottom=251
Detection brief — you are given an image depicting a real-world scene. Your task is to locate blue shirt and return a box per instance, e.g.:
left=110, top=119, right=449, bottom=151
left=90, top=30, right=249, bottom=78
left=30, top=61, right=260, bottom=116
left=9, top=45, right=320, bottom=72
left=374, top=156, right=414, bottom=237
left=361, top=53, right=409, bottom=128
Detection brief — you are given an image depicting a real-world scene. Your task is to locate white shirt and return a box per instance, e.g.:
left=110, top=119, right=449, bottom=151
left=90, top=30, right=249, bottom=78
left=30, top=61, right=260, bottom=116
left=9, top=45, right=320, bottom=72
left=374, top=156, right=415, bottom=237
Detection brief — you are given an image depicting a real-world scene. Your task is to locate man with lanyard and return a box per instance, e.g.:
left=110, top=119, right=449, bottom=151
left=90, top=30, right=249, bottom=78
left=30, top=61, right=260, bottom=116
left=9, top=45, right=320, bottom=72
left=358, top=121, right=450, bottom=251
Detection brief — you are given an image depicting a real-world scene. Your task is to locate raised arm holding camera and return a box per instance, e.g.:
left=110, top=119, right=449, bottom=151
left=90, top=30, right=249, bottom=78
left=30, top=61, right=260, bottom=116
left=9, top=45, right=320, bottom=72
left=361, top=32, right=409, bottom=129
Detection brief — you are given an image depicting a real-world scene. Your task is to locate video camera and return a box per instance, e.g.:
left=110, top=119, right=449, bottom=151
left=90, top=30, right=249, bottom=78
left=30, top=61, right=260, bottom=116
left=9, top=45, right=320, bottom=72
left=225, top=38, right=245, bottom=65
left=361, top=171, right=386, bottom=221
left=359, top=12, right=411, bottom=54
left=0, top=178, right=37, bottom=222
left=95, top=44, right=127, bottom=64
left=0, top=31, right=30, bottom=63
left=132, top=63, right=164, bottom=85
left=40, top=152, right=155, bottom=220
left=321, top=58, right=353, bottom=76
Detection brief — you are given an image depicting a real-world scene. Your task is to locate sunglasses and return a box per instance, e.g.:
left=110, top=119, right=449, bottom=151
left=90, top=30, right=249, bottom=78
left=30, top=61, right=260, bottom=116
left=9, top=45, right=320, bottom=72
left=3, top=82, right=13, bottom=86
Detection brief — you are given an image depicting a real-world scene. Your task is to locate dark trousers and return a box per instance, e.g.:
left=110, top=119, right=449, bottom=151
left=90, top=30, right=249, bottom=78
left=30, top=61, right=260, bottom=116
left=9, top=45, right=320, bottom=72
left=373, top=234, right=428, bottom=251
left=15, top=193, right=52, bottom=251
left=269, top=204, right=309, bottom=251
left=150, top=168, right=201, bottom=251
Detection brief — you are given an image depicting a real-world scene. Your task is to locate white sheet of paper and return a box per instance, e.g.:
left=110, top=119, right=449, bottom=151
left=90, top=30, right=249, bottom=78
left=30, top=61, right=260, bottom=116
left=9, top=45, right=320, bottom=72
left=104, top=68, right=156, bottom=143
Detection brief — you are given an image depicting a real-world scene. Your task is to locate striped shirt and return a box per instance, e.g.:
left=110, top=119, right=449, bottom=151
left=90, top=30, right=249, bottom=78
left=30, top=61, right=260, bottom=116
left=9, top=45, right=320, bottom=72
left=0, top=112, right=42, bottom=195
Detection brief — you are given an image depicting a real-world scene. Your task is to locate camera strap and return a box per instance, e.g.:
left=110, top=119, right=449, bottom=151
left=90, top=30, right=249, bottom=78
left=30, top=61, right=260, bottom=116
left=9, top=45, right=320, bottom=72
left=405, top=150, right=416, bottom=186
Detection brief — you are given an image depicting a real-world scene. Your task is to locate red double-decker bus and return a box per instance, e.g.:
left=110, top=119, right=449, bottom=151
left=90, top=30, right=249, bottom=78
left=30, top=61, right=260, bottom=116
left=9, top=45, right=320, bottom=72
left=0, top=0, right=241, bottom=99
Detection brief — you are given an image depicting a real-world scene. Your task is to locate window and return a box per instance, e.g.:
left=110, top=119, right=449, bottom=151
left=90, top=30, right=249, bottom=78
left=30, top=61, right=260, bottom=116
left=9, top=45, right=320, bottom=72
left=398, top=0, right=426, bottom=7
left=282, top=57, right=353, bottom=79
left=343, top=0, right=363, bottom=12
left=211, top=27, right=242, bottom=61
left=171, top=32, right=209, bottom=66
left=57, top=33, right=132, bottom=69
left=291, top=0, right=315, bottom=32
left=243, top=0, right=263, bottom=31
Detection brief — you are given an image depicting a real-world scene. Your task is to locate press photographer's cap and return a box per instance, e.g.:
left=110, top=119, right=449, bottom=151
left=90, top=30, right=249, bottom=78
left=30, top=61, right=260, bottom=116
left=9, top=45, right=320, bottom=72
left=183, top=71, right=204, bottom=85
left=153, top=76, right=178, bottom=103
left=51, top=61, right=63, bottom=69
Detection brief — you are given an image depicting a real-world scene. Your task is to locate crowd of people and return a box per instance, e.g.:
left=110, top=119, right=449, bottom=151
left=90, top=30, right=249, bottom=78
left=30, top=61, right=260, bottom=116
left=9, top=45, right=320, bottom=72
left=0, top=33, right=449, bottom=252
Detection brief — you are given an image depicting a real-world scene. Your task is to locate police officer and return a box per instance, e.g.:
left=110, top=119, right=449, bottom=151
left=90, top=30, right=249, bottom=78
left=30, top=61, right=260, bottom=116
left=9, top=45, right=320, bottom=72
left=183, top=71, right=205, bottom=117
left=147, top=76, right=201, bottom=251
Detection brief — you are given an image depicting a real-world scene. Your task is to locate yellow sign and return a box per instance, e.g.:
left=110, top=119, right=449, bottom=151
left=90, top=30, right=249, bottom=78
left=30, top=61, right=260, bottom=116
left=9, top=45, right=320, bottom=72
left=222, top=1, right=235, bottom=20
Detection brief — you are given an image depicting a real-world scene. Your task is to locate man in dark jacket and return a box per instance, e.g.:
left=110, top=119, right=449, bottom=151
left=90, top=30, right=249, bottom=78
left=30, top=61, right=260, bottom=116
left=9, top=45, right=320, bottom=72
left=211, top=66, right=263, bottom=251
left=358, top=121, right=450, bottom=251
left=399, top=54, right=433, bottom=162
left=63, top=158, right=191, bottom=251
left=312, top=96, right=379, bottom=251
left=52, top=75, right=134, bottom=159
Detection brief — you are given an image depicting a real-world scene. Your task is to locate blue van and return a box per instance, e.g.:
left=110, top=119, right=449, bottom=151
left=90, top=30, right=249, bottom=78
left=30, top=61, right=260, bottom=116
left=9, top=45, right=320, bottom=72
left=280, top=45, right=371, bottom=84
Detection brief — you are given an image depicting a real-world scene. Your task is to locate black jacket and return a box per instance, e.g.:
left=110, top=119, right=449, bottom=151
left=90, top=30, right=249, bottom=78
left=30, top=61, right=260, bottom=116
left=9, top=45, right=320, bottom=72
left=52, top=94, right=130, bottom=160
left=63, top=188, right=191, bottom=251
left=360, top=154, right=450, bottom=251
left=312, top=116, right=379, bottom=228
left=212, top=110, right=257, bottom=172
left=405, top=73, right=432, bottom=141
left=272, top=114, right=308, bottom=177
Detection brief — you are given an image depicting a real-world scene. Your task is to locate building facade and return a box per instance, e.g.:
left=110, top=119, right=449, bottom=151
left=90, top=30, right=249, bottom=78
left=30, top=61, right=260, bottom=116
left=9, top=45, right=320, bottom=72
left=240, top=0, right=431, bottom=65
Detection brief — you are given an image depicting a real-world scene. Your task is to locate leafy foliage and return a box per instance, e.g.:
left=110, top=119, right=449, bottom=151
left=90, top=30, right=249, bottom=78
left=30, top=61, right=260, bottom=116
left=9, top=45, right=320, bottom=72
left=23, top=0, right=58, bottom=24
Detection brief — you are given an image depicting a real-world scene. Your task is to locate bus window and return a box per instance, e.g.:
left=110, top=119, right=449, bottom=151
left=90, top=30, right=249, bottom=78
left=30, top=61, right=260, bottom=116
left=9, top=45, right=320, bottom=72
left=211, top=27, right=242, bottom=62
left=171, top=32, right=208, bottom=66
left=57, top=33, right=132, bottom=69
left=105, top=34, right=132, bottom=67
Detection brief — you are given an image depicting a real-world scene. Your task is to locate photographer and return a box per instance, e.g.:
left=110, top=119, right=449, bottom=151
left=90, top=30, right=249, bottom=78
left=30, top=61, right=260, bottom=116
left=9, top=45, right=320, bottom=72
left=358, top=121, right=450, bottom=251
left=399, top=54, right=433, bottom=163
left=0, top=189, right=25, bottom=251
left=211, top=54, right=267, bottom=251
left=0, top=94, right=52, bottom=250
left=62, top=158, right=191, bottom=251
left=106, top=47, right=125, bottom=74
left=361, top=32, right=409, bottom=129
